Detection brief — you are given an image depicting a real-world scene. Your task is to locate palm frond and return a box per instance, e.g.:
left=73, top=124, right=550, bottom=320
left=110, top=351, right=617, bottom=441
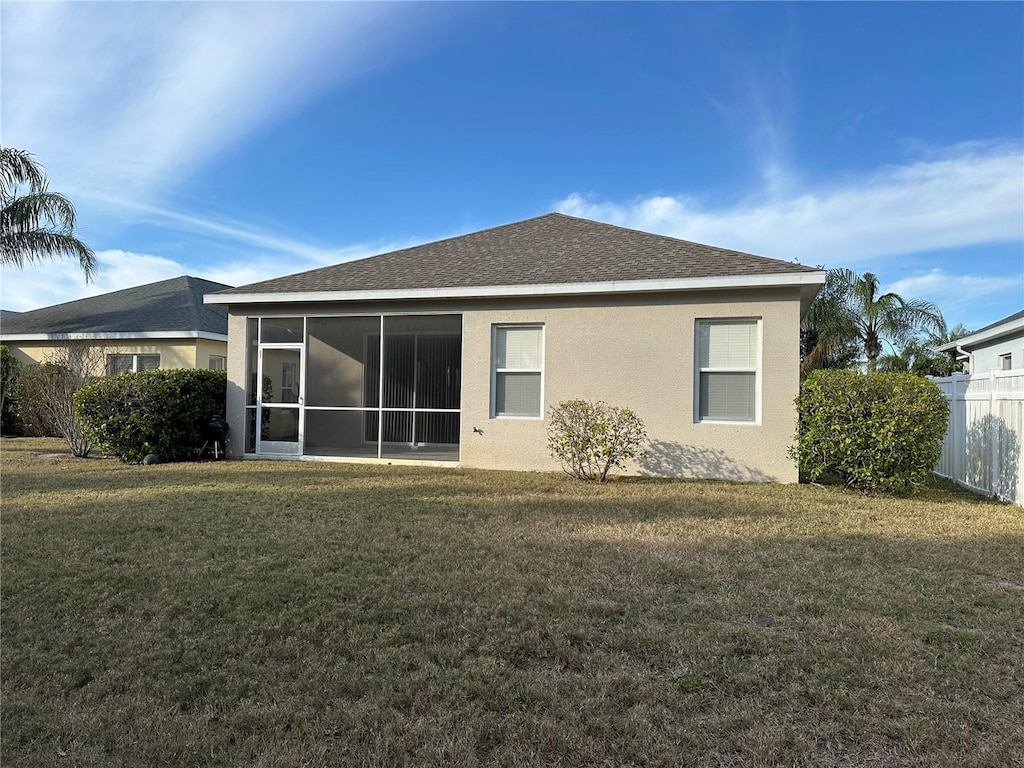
left=0, top=147, right=47, bottom=197
left=2, top=191, right=78, bottom=234
left=1, top=231, right=96, bottom=279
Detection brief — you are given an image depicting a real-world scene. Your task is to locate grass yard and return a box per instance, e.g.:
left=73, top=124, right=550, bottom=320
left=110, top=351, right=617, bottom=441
left=2, top=437, right=1022, bottom=767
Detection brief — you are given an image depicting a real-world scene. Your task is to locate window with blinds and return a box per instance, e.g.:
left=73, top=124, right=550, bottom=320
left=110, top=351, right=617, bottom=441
left=696, top=319, right=759, bottom=422
left=493, top=325, right=543, bottom=417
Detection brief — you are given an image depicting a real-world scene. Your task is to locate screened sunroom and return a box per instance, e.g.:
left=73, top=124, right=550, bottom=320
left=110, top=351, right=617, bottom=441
left=245, top=314, right=462, bottom=462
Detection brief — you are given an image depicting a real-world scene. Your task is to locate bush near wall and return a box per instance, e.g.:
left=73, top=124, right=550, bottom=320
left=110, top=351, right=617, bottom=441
left=789, top=370, right=949, bottom=493
left=75, top=369, right=226, bottom=463
left=547, top=399, right=647, bottom=482
left=1, top=345, right=23, bottom=435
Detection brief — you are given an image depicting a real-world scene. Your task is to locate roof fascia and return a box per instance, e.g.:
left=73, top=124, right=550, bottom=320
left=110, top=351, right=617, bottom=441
left=0, top=331, right=228, bottom=342
left=934, top=316, right=1024, bottom=352
left=206, top=271, right=827, bottom=306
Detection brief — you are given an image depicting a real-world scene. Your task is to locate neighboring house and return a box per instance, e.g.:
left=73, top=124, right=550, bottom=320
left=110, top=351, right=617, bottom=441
left=1, top=276, right=232, bottom=376
left=935, top=309, right=1024, bottom=373
left=207, top=213, right=825, bottom=482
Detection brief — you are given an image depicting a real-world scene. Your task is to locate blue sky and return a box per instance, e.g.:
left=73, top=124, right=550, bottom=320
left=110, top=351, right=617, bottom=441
left=1, top=1, right=1021, bottom=334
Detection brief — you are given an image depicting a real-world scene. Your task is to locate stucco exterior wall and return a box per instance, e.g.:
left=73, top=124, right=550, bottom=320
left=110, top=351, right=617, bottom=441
left=968, top=333, right=1024, bottom=373
left=223, top=287, right=803, bottom=482
left=458, top=289, right=800, bottom=482
left=4, top=340, right=203, bottom=375
left=196, top=338, right=229, bottom=369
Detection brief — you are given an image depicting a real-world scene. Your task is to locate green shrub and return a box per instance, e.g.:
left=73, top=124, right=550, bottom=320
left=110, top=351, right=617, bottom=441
left=789, top=370, right=949, bottom=493
left=547, top=399, right=647, bottom=482
left=75, top=369, right=226, bottom=463
left=1, top=345, right=22, bottom=435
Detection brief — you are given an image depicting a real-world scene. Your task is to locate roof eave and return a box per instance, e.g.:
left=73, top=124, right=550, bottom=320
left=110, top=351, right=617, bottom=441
left=206, top=271, right=827, bottom=306
left=0, top=331, right=228, bottom=342
left=934, top=316, right=1024, bottom=352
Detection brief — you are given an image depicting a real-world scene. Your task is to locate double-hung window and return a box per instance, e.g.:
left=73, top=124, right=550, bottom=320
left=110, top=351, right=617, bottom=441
left=106, top=353, right=160, bottom=376
left=696, top=319, right=759, bottom=423
left=209, top=355, right=227, bottom=371
left=492, top=325, right=544, bottom=418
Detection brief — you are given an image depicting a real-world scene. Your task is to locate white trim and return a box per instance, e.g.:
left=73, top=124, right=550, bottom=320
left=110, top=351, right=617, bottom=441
left=206, top=271, right=827, bottom=306
left=0, top=330, right=227, bottom=342
left=935, top=315, right=1024, bottom=352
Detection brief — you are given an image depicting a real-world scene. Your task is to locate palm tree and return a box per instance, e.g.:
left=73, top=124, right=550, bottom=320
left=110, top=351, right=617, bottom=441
left=877, top=322, right=969, bottom=377
left=802, top=268, right=946, bottom=374
left=1, top=147, right=95, bottom=279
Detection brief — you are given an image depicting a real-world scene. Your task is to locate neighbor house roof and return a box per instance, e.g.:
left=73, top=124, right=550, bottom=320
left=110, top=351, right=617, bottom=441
left=209, top=213, right=824, bottom=307
left=935, top=309, right=1024, bottom=353
left=0, top=276, right=233, bottom=342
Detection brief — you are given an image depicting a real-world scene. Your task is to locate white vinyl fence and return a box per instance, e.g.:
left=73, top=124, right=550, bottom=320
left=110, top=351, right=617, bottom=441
left=931, top=371, right=1024, bottom=505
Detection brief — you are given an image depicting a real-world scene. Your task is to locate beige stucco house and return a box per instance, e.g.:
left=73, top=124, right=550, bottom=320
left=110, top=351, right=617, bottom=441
left=1, top=276, right=231, bottom=376
left=207, top=214, right=825, bottom=482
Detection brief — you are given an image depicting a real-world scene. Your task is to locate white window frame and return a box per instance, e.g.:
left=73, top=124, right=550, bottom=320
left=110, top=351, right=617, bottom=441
left=106, top=353, right=160, bottom=375
left=999, top=353, right=1013, bottom=371
left=491, top=324, right=545, bottom=419
left=694, top=318, right=761, bottom=425
left=209, top=355, right=227, bottom=371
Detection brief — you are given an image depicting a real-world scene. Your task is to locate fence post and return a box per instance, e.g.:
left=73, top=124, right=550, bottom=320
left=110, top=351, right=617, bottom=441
left=988, top=370, right=999, bottom=498
left=952, top=373, right=963, bottom=485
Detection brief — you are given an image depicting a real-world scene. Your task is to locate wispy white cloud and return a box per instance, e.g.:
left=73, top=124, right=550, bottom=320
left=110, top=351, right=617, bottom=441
left=0, top=1, right=451, bottom=310
left=0, top=250, right=186, bottom=313
left=557, top=142, right=1023, bottom=265
left=0, top=231, right=411, bottom=312
left=1, top=2, right=438, bottom=208
left=887, top=268, right=1023, bottom=322
left=105, top=198, right=348, bottom=265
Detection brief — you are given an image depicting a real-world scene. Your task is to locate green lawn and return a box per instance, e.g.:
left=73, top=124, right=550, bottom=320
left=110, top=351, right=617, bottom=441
left=2, top=437, right=1022, bottom=767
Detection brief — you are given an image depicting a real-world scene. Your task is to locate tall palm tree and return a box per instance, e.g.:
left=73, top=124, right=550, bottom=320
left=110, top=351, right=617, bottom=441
left=803, top=268, right=946, bottom=374
left=1, top=147, right=95, bottom=279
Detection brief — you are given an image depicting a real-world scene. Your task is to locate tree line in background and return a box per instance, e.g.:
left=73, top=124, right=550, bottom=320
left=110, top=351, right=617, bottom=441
left=800, top=268, right=967, bottom=379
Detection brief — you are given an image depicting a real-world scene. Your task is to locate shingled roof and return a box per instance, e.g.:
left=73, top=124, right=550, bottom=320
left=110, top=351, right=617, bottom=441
left=212, top=213, right=820, bottom=301
left=0, top=276, right=232, bottom=339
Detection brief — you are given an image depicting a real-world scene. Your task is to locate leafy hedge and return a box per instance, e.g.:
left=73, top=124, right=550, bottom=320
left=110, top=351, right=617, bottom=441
left=75, top=369, right=226, bottom=463
left=789, top=370, right=948, bottom=493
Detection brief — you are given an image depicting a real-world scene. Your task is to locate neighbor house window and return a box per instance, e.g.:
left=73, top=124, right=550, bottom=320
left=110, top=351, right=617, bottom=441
left=106, top=353, right=160, bottom=376
left=492, top=325, right=543, bottom=418
left=696, top=319, right=759, bottom=423
left=1000, top=353, right=1013, bottom=371
left=209, top=355, right=227, bottom=371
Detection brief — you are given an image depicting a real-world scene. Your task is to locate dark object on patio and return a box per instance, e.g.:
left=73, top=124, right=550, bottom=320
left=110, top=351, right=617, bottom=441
left=143, top=454, right=160, bottom=465
left=198, top=416, right=229, bottom=460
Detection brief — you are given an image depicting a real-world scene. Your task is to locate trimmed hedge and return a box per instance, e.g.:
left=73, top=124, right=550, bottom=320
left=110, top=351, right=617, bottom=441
left=75, top=369, right=226, bottom=463
left=789, top=370, right=949, bottom=493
